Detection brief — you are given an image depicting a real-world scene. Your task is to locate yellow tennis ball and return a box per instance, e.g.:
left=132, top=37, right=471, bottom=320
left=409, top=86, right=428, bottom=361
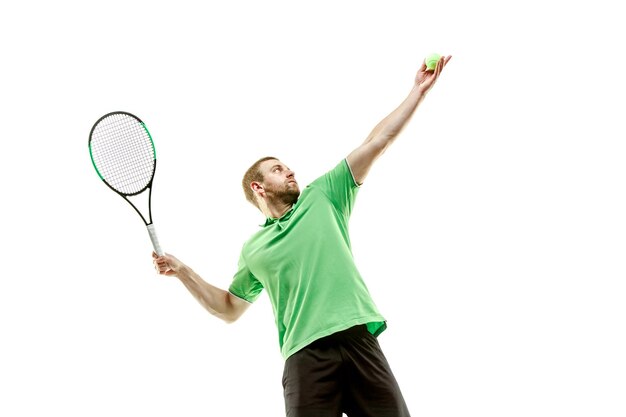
left=424, top=53, right=442, bottom=71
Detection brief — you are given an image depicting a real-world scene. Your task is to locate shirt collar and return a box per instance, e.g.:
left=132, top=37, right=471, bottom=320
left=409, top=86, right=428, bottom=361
left=262, top=206, right=295, bottom=228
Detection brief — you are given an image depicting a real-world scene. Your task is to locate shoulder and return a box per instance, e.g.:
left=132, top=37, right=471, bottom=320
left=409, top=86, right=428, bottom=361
left=308, top=159, right=358, bottom=189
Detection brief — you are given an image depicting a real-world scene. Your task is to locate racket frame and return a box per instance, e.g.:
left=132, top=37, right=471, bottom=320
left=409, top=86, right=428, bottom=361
left=88, top=111, right=163, bottom=255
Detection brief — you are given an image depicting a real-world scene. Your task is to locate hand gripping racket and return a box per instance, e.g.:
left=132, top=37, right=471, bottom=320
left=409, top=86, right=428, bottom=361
left=88, top=111, right=164, bottom=256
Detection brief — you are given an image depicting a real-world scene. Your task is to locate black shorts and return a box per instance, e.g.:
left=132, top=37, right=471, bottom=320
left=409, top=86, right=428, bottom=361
left=282, top=325, right=410, bottom=417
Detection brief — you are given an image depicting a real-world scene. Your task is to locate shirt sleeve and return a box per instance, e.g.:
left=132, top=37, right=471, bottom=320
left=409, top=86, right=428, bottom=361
left=311, top=159, right=360, bottom=218
left=228, top=250, right=264, bottom=303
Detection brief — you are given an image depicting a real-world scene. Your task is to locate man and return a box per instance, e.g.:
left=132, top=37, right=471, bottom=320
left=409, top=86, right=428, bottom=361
left=153, top=55, right=451, bottom=417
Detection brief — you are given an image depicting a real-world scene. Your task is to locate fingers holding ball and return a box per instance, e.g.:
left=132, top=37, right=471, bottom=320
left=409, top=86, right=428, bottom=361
left=424, top=53, right=442, bottom=71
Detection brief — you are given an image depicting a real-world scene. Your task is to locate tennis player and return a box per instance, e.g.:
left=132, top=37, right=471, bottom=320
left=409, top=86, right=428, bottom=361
left=153, top=55, right=451, bottom=417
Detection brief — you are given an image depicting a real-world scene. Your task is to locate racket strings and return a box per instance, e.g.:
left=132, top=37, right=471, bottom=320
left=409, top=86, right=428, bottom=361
left=90, top=114, right=156, bottom=194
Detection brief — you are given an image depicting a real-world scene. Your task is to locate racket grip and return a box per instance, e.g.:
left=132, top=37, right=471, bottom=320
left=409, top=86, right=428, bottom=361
left=147, top=224, right=164, bottom=256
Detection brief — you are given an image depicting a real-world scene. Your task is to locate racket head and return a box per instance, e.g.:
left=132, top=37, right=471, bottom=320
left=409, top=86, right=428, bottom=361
left=88, top=111, right=157, bottom=196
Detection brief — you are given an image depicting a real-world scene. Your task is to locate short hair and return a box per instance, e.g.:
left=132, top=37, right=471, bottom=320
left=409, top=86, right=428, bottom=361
left=242, top=156, right=278, bottom=209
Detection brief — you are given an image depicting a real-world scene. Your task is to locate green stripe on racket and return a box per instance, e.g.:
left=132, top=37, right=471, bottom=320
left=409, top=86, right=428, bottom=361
left=88, top=111, right=163, bottom=256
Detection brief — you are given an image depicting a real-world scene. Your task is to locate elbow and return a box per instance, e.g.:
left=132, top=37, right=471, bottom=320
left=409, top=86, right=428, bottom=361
left=209, top=309, right=238, bottom=324
left=202, top=301, right=241, bottom=324
left=222, top=314, right=239, bottom=324
left=220, top=292, right=249, bottom=324
left=221, top=300, right=246, bottom=324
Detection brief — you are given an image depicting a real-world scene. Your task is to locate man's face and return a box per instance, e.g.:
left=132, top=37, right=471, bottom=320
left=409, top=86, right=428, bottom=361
left=258, top=159, right=300, bottom=205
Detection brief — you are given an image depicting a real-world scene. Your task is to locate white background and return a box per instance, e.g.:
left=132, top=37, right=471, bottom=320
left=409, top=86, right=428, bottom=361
left=1, top=1, right=624, bottom=416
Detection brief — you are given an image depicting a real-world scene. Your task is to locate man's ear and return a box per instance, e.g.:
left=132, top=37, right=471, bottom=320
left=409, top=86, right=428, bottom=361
left=251, top=182, right=264, bottom=196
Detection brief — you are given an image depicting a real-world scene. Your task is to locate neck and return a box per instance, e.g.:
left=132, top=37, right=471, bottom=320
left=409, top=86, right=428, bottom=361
left=261, top=201, right=293, bottom=219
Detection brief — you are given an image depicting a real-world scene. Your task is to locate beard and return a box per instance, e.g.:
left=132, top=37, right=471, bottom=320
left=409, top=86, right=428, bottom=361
left=266, top=182, right=300, bottom=206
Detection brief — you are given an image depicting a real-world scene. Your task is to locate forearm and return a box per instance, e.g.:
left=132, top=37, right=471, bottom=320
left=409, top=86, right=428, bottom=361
left=347, top=86, right=425, bottom=184
left=364, top=86, right=425, bottom=151
left=176, top=266, right=238, bottom=323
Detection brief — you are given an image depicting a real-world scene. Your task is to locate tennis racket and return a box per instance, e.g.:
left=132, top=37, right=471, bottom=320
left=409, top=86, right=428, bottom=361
left=88, top=111, right=164, bottom=256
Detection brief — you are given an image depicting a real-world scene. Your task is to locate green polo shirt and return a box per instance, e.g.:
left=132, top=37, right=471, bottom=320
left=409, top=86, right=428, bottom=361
left=229, top=159, right=386, bottom=359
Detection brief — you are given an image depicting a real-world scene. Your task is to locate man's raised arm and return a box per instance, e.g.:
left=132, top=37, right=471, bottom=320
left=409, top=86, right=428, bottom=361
left=347, top=55, right=451, bottom=185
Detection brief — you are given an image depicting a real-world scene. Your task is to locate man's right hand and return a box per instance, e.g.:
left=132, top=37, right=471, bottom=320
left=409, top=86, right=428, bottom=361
left=152, top=252, right=186, bottom=277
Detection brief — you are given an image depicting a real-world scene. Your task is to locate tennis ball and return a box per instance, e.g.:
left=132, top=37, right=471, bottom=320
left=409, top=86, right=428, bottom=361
left=424, top=53, right=442, bottom=71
